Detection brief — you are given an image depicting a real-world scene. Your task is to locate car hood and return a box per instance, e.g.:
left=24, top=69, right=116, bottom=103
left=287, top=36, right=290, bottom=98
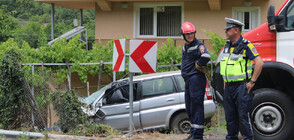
left=82, top=80, right=130, bottom=116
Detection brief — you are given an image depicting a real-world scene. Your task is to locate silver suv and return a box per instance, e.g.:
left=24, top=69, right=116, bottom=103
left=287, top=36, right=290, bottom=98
left=82, top=71, right=216, bottom=133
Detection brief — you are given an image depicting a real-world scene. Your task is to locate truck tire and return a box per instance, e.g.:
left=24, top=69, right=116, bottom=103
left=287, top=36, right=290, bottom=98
left=171, top=113, right=191, bottom=134
left=252, top=88, right=294, bottom=140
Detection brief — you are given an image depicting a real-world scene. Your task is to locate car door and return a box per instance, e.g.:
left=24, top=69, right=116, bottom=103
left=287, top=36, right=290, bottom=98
left=276, top=1, right=294, bottom=67
left=139, top=76, right=181, bottom=129
left=94, top=83, right=141, bottom=131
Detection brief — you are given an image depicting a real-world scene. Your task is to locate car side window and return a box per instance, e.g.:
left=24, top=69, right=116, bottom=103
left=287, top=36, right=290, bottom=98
left=102, top=84, right=137, bottom=105
left=287, top=2, right=294, bottom=29
left=142, top=77, right=174, bottom=98
left=175, top=75, right=185, bottom=92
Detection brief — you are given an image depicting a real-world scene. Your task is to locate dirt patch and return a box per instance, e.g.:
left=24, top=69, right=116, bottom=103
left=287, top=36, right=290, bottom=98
left=109, top=129, right=227, bottom=140
left=47, top=129, right=227, bottom=140
left=48, top=106, right=228, bottom=140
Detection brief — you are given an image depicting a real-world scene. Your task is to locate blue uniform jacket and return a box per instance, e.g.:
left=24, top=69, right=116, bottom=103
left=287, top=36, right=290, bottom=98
left=181, top=38, right=211, bottom=81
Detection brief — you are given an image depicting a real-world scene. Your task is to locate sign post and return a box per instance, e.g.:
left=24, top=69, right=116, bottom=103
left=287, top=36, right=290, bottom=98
left=113, top=39, right=157, bottom=137
left=128, top=40, right=157, bottom=137
left=128, top=72, right=133, bottom=137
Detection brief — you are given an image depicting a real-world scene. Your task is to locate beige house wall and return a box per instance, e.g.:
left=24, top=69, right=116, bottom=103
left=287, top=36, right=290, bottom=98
left=94, top=0, right=285, bottom=41
left=33, top=0, right=286, bottom=96
left=95, top=3, right=134, bottom=39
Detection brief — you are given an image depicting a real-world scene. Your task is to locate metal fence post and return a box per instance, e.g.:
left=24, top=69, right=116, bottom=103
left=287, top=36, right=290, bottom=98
left=87, top=82, right=90, bottom=97
left=66, top=62, right=71, bottom=90
left=31, top=65, right=35, bottom=126
left=42, top=62, right=50, bottom=129
left=98, top=60, right=103, bottom=90
left=170, top=60, right=174, bottom=71
left=113, top=71, right=116, bottom=82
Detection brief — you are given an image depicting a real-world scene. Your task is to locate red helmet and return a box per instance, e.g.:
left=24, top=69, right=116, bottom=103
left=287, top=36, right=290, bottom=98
left=181, top=22, right=196, bottom=34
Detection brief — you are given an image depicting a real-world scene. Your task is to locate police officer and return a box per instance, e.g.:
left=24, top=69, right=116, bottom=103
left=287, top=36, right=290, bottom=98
left=181, top=22, right=211, bottom=140
left=220, top=18, right=264, bottom=140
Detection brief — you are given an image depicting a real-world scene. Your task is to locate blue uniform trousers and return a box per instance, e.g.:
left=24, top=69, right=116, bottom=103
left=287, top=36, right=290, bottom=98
left=224, top=84, right=254, bottom=140
left=185, top=74, right=206, bottom=139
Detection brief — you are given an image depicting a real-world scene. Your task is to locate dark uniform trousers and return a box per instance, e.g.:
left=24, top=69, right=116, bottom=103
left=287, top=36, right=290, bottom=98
left=224, top=84, right=254, bottom=140
left=185, top=73, right=206, bottom=139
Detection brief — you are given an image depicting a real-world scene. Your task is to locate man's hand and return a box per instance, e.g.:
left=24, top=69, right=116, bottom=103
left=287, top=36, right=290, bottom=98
left=195, top=62, right=208, bottom=74
left=246, top=82, right=255, bottom=93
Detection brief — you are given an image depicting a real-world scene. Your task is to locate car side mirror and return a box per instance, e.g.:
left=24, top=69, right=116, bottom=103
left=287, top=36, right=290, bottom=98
left=267, top=4, right=285, bottom=32
left=95, top=100, right=103, bottom=108
left=267, top=4, right=276, bottom=32
left=98, top=103, right=102, bottom=108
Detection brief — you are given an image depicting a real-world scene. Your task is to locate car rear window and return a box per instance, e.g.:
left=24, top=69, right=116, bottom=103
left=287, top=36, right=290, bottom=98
left=142, top=77, right=174, bottom=98
left=175, top=75, right=185, bottom=92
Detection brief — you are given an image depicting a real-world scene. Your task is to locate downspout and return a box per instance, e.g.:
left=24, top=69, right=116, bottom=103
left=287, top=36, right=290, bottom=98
left=80, top=9, right=83, bottom=40
left=51, top=3, right=55, bottom=40
left=80, top=9, right=88, bottom=50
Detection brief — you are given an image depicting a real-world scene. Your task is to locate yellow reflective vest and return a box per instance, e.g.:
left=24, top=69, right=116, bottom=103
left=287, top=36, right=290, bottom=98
left=220, top=39, right=253, bottom=82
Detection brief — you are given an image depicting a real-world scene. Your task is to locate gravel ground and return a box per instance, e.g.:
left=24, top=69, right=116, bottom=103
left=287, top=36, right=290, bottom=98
left=1, top=106, right=230, bottom=140
left=47, top=106, right=229, bottom=140
left=47, top=128, right=228, bottom=140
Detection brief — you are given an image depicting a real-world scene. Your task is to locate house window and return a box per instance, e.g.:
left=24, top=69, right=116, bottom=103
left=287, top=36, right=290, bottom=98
left=135, top=3, right=183, bottom=38
left=232, top=7, right=260, bottom=32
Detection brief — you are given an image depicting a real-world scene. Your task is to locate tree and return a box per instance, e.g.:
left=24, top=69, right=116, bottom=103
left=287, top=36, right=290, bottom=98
left=0, top=49, right=24, bottom=129
left=0, top=0, right=95, bottom=47
left=14, top=21, right=42, bottom=48
left=0, top=0, right=50, bottom=19
left=0, top=7, right=18, bottom=43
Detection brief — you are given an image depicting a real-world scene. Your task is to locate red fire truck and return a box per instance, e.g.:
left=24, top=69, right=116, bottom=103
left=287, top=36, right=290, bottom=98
left=211, top=0, right=294, bottom=139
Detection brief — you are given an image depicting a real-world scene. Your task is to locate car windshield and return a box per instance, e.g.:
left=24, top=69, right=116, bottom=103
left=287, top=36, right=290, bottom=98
left=85, top=83, right=112, bottom=105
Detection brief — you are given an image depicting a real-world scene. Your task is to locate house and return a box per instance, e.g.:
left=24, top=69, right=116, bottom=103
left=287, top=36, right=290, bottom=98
left=34, top=0, right=284, bottom=97
left=35, top=0, right=284, bottom=48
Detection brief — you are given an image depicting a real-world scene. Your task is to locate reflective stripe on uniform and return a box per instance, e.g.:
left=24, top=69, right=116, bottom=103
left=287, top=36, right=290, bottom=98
left=201, top=53, right=211, bottom=58
left=222, top=53, right=230, bottom=57
left=191, top=124, right=204, bottom=129
left=187, top=45, right=199, bottom=52
left=182, top=45, right=199, bottom=52
left=230, top=54, right=243, bottom=61
left=222, top=73, right=252, bottom=80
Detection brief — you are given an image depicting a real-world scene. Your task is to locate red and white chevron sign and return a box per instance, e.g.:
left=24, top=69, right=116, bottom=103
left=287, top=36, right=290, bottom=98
left=129, top=40, right=157, bottom=73
left=112, top=39, right=125, bottom=71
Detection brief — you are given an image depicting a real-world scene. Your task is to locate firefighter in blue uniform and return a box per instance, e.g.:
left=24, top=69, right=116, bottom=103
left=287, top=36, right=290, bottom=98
left=181, top=22, right=211, bottom=140
left=220, top=18, right=264, bottom=140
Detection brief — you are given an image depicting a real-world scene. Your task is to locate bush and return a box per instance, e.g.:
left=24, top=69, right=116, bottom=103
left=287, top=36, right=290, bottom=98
left=0, top=49, right=24, bottom=129
left=49, top=89, right=122, bottom=136
left=49, top=90, right=88, bottom=132
left=203, top=30, right=226, bottom=61
left=157, top=38, right=182, bottom=72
